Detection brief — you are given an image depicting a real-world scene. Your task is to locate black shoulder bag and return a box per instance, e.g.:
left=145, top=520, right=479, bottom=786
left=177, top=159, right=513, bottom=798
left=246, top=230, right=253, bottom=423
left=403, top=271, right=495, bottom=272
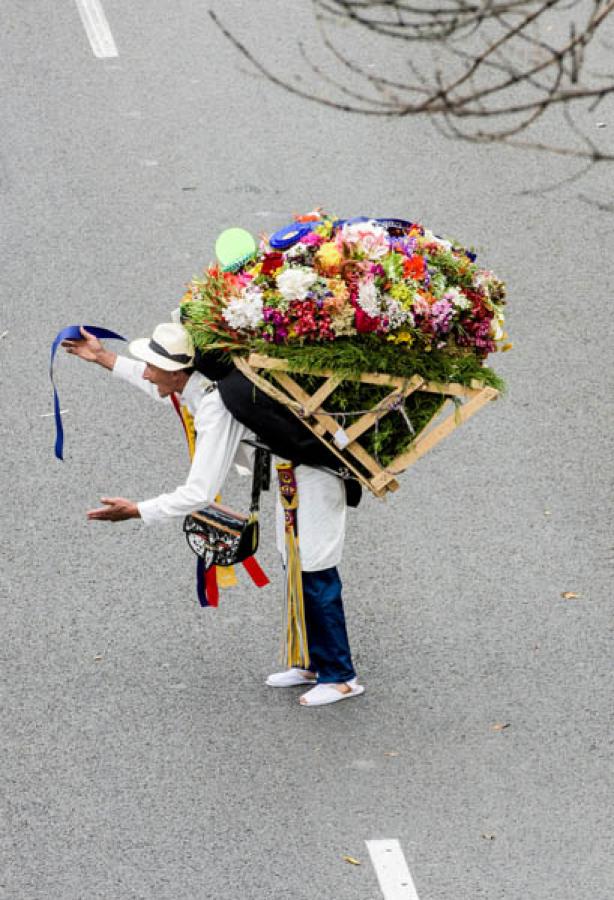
left=183, top=445, right=270, bottom=569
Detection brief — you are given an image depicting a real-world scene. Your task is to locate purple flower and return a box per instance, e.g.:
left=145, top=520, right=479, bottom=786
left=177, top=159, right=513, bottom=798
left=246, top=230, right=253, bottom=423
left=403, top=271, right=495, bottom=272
left=392, top=237, right=417, bottom=256
left=431, top=299, right=454, bottom=335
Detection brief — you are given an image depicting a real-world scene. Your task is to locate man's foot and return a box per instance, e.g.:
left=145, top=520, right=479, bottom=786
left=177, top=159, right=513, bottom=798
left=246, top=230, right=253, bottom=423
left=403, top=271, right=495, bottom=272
left=266, top=668, right=317, bottom=688
left=299, top=679, right=365, bottom=707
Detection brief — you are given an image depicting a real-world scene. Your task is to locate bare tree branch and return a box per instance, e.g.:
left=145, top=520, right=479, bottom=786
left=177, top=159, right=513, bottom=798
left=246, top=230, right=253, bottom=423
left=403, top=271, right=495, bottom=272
left=209, top=0, right=614, bottom=163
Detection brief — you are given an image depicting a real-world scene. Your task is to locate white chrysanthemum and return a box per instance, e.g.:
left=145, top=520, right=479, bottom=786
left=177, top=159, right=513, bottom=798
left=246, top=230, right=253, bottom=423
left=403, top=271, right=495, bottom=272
left=276, top=266, right=317, bottom=301
left=357, top=279, right=381, bottom=317
left=222, top=286, right=264, bottom=331
left=444, top=286, right=471, bottom=310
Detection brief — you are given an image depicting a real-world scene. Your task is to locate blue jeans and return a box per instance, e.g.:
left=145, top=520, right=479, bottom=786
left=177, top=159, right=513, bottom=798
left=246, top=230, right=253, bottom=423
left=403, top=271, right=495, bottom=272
left=302, top=567, right=356, bottom=684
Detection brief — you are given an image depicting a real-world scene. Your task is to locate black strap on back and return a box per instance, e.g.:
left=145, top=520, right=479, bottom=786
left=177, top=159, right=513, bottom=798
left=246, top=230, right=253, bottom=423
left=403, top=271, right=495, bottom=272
left=244, top=441, right=271, bottom=516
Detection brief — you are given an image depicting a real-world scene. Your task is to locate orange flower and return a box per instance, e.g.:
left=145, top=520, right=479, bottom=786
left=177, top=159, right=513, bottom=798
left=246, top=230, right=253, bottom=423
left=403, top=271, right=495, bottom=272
left=419, top=291, right=437, bottom=305
left=294, top=208, right=322, bottom=222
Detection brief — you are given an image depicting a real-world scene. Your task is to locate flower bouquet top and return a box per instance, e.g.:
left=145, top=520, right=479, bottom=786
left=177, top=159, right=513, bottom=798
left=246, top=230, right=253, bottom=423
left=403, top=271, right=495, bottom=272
left=180, top=213, right=509, bottom=386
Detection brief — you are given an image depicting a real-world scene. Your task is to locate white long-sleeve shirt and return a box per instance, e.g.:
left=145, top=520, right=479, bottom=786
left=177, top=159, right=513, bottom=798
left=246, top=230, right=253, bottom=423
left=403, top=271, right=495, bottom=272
left=112, top=356, right=346, bottom=570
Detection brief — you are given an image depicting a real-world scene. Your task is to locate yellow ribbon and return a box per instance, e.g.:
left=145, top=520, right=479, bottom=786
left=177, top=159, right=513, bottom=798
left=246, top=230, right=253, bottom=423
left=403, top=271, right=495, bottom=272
left=276, top=462, right=310, bottom=669
left=180, top=404, right=237, bottom=589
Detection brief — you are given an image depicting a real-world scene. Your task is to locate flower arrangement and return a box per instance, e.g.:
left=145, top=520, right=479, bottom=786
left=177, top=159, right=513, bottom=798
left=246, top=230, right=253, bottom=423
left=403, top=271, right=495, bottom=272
left=181, top=213, right=510, bottom=365
left=180, top=213, right=509, bottom=467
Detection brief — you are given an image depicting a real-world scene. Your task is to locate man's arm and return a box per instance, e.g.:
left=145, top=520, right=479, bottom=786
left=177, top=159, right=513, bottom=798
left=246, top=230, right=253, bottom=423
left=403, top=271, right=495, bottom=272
left=62, top=327, right=169, bottom=403
left=87, top=390, right=252, bottom=525
left=137, top=390, right=251, bottom=524
left=111, top=355, right=169, bottom=403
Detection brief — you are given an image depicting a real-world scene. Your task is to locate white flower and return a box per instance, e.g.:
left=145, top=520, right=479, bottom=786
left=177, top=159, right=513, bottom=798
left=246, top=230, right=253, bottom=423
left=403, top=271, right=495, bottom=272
left=285, top=243, right=306, bottom=261
left=357, top=278, right=381, bottom=317
left=490, top=309, right=506, bottom=341
left=444, top=286, right=471, bottom=310
left=222, top=286, right=264, bottom=331
left=384, top=296, right=413, bottom=329
left=423, top=228, right=453, bottom=251
left=276, top=266, right=317, bottom=301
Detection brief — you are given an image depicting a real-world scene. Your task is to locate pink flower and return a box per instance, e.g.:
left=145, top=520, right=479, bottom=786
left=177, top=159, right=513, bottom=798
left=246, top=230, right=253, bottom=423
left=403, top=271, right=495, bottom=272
left=301, top=231, right=325, bottom=246
left=337, top=221, right=390, bottom=258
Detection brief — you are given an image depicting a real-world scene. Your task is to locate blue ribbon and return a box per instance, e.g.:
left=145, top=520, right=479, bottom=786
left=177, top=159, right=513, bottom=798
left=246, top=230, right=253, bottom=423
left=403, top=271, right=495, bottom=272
left=269, top=216, right=420, bottom=251
left=50, top=325, right=127, bottom=460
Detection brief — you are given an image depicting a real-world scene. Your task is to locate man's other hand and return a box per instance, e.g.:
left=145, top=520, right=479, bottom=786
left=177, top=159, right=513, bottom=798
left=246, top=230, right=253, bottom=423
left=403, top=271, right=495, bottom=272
left=87, top=497, right=140, bottom=522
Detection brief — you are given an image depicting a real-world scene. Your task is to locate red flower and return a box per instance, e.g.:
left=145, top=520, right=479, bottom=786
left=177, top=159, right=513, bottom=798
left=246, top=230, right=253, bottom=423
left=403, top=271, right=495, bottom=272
left=403, top=255, right=426, bottom=280
left=261, top=252, right=284, bottom=276
left=354, top=308, right=381, bottom=334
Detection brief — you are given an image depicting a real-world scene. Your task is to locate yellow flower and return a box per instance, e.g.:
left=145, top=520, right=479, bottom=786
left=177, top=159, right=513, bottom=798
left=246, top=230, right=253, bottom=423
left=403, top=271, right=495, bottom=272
left=315, top=220, right=334, bottom=239
left=315, top=241, right=343, bottom=274
left=330, top=306, right=356, bottom=336
left=328, top=278, right=349, bottom=303
left=390, top=330, right=413, bottom=345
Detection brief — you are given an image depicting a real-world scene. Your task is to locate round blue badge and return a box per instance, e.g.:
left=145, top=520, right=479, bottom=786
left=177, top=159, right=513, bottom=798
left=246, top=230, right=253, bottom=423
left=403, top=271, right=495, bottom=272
left=269, top=221, right=320, bottom=250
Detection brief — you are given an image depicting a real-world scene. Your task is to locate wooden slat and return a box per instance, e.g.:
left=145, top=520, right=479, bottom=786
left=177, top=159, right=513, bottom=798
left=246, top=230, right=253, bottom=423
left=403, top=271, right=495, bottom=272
left=236, top=357, right=398, bottom=495
left=271, top=372, right=399, bottom=488
left=237, top=355, right=496, bottom=500
left=355, top=372, right=411, bottom=387
left=371, top=386, right=498, bottom=490
left=302, top=374, right=344, bottom=415
left=248, top=353, right=292, bottom=371
left=233, top=356, right=304, bottom=413
left=247, top=353, right=493, bottom=400
left=343, top=389, right=404, bottom=445
left=271, top=373, right=381, bottom=475
left=271, top=371, right=315, bottom=410
left=419, top=380, right=482, bottom=399
left=271, top=375, right=398, bottom=492
left=343, top=375, right=424, bottom=444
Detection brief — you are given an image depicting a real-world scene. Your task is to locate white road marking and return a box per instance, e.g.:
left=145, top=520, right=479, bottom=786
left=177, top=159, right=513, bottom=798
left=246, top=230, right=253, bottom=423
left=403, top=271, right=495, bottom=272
left=74, top=0, right=118, bottom=58
left=366, top=840, right=420, bottom=900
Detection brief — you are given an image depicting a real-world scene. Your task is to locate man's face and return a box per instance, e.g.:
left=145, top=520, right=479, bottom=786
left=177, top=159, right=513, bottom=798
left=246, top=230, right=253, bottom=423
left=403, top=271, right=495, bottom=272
left=142, top=363, right=183, bottom=397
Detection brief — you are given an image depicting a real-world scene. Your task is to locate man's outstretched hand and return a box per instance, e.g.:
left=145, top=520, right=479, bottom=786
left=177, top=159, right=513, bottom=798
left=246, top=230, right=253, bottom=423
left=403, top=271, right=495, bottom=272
left=62, top=327, right=117, bottom=370
left=87, top=497, right=141, bottom=522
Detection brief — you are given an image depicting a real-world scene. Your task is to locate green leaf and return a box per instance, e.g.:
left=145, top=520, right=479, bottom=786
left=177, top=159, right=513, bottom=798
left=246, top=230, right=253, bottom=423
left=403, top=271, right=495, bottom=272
left=382, top=252, right=404, bottom=282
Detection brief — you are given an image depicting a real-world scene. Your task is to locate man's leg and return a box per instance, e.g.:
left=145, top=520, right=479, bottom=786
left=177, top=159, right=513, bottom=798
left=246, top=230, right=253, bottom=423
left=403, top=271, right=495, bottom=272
left=302, top=567, right=356, bottom=685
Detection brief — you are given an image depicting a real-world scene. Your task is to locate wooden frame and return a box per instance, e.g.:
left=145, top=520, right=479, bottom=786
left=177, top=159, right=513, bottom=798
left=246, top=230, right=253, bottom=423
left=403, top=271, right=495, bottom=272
left=235, top=353, right=499, bottom=498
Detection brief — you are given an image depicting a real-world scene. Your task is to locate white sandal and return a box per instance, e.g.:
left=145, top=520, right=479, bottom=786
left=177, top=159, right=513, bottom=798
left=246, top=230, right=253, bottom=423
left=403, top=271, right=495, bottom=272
left=266, top=668, right=317, bottom=688
left=299, top=680, right=365, bottom=707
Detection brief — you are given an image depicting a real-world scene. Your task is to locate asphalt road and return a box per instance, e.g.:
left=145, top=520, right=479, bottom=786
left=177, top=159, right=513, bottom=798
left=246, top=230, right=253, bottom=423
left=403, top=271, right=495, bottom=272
left=1, top=3, right=613, bottom=898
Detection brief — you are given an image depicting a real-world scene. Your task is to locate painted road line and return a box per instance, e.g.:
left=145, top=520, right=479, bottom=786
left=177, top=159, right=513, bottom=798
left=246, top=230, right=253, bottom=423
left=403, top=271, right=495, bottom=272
left=366, top=840, right=420, bottom=900
left=74, top=0, right=118, bottom=58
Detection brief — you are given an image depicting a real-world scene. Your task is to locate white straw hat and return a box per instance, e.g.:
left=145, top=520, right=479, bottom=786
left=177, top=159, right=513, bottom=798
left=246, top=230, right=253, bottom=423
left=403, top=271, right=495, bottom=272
left=129, top=322, right=195, bottom=371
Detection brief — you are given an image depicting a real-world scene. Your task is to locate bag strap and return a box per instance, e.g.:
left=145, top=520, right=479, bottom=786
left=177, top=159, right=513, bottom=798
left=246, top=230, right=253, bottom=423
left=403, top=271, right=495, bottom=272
left=243, top=441, right=271, bottom=516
